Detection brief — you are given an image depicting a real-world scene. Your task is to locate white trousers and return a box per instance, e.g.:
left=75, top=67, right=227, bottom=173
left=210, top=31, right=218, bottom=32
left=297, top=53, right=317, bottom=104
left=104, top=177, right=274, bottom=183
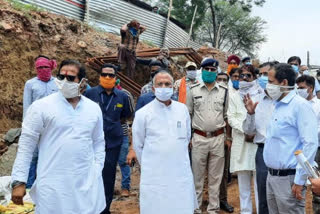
left=237, top=170, right=259, bottom=214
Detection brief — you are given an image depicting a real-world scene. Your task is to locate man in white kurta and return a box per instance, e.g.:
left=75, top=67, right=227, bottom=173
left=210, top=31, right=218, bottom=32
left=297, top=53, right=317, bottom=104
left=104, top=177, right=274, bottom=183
left=133, top=71, right=197, bottom=214
left=11, top=60, right=106, bottom=214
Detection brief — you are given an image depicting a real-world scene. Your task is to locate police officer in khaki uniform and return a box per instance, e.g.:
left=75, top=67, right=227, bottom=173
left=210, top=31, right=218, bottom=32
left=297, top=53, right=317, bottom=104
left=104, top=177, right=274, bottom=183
left=186, top=58, right=232, bottom=214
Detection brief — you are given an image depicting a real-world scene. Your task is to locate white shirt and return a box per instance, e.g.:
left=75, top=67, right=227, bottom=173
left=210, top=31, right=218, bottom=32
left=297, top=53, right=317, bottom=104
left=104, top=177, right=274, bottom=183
left=243, top=92, right=274, bottom=144
left=11, top=92, right=106, bottom=214
left=23, top=77, right=58, bottom=118
left=133, top=99, right=197, bottom=214
left=309, top=96, right=320, bottom=147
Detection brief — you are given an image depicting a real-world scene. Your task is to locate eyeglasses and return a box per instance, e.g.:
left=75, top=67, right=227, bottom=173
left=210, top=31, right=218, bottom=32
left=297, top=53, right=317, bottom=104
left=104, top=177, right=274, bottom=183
left=240, top=73, right=252, bottom=79
left=155, top=82, right=172, bottom=87
left=57, top=74, right=76, bottom=82
left=217, top=78, right=228, bottom=83
left=203, top=67, right=217, bottom=72
left=101, top=73, right=116, bottom=78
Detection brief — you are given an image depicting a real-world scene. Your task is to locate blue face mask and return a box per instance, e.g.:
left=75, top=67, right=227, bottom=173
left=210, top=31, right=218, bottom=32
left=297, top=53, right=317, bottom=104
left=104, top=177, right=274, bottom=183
left=292, top=65, right=299, bottom=74
left=232, top=80, right=239, bottom=89
left=258, top=76, right=268, bottom=89
left=202, top=70, right=217, bottom=83
left=245, top=62, right=252, bottom=65
left=129, top=27, right=138, bottom=36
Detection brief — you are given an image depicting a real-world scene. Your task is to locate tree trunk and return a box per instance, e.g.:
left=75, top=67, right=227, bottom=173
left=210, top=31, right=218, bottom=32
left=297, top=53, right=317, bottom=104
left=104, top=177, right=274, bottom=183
left=208, top=0, right=217, bottom=47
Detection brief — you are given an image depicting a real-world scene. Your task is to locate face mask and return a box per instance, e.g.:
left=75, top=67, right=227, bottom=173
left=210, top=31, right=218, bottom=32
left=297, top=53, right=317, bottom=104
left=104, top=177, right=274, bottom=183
left=55, top=78, right=82, bottom=99
left=129, top=27, right=138, bottom=36
left=303, top=70, right=309, bottom=75
left=37, top=68, right=52, bottom=82
left=258, top=76, right=268, bottom=89
left=227, top=64, right=238, bottom=74
left=154, top=87, right=173, bottom=101
left=239, top=81, right=255, bottom=89
left=202, top=70, right=217, bottom=83
left=317, top=76, right=320, bottom=81
left=266, top=83, right=294, bottom=101
left=245, top=62, right=252, bottom=65
left=186, top=70, right=197, bottom=80
left=232, top=80, right=239, bottom=89
left=100, top=76, right=116, bottom=89
left=292, top=65, right=299, bottom=74
left=297, top=88, right=309, bottom=99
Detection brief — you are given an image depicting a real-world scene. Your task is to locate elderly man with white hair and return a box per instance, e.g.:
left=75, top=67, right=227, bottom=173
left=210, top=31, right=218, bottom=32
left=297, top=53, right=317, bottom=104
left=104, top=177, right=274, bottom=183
left=133, top=71, right=197, bottom=214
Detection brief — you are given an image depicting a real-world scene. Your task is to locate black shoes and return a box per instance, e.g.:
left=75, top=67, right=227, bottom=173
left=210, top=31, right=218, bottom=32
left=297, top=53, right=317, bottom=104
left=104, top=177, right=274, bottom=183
left=220, top=200, right=234, bottom=213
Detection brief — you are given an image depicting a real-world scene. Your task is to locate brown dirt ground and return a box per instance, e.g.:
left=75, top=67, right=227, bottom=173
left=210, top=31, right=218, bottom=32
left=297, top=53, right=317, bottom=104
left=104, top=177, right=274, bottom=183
left=112, top=165, right=314, bottom=214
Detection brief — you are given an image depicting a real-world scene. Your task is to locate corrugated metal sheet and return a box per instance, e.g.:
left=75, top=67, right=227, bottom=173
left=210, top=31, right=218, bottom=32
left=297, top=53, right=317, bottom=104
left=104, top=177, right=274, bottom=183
left=18, top=0, right=201, bottom=49
left=88, top=0, right=167, bottom=47
left=19, top=0, right=85, bottom=21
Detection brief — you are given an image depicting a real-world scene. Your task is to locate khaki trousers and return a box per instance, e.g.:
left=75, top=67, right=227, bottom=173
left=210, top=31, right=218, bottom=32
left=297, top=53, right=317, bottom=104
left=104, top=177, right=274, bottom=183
left=192, top=133, right=225, bottom=214
left=219, top=145, right=230, bottom=202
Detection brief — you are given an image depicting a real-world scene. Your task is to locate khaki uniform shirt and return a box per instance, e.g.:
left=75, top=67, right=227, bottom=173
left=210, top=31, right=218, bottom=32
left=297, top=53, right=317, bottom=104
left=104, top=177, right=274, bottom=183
left=186, top=82, right=228, bottom=132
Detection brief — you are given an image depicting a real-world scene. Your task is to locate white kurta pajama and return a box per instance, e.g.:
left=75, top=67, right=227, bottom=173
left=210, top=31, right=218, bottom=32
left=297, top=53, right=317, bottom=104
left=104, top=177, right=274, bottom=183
left=133, top=99, right=197, bottom=214
left=11, top=92, right=106, bottom=214
left=227, top=88, right=259, bottom=214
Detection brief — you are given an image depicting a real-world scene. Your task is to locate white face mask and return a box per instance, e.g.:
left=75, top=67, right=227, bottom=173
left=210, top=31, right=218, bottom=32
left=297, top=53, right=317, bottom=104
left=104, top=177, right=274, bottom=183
left=154, top=87, right=173, bottom=102
left=297, top=88, right=309, bottom=99
left=55, top=78, right=83, bottom=98
left=239, top=81, right=255, bottom=89
left=186, top=70, right=197, bottom=80
left=266, top=83, right=294, bottom=101
left=302, top=70, right=309, bottom=75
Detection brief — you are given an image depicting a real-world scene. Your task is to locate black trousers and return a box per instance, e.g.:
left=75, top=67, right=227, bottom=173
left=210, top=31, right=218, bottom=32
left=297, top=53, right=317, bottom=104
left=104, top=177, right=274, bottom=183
left=256, top=144, right=269, bottom=214
left=101, top=146, right=122, bottom=214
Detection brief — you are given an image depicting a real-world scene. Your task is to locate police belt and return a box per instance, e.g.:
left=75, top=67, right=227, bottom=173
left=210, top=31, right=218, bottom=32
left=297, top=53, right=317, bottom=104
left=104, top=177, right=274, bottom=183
left=268, top=168, right=296, bottom=176
left=194, top=128, right=224, bottom=138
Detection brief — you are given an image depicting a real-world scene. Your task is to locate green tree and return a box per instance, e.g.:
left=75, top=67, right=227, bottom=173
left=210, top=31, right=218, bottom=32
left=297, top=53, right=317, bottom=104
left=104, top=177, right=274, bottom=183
left=196, top=0, right=267, bottom=56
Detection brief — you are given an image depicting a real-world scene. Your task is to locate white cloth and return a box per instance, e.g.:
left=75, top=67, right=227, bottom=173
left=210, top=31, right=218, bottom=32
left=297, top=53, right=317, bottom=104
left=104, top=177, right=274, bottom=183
left=237, top=171, right=258, bottom=214
left=227, top=88, right=257, bottom=173
left=310, top=96, right=320, bottom=147
left=242, top=92, right=274, bottom=144
left=238, top=80, right=264, bottom=99
left=23, top=77, right=58, bottom=119
left=11, top=92, right=106, bottom=214
left=133, top=99, right=197, bottom=214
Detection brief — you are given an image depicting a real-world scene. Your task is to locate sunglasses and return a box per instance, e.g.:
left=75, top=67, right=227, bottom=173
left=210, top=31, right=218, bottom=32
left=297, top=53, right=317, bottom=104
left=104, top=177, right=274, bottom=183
left=240, top=73, right=252, bottom=79
left=57, top=74, right=76, bottom=82
left=217, top=78, right=228, bottom=83
left=101, top=73, right=116, bottom=78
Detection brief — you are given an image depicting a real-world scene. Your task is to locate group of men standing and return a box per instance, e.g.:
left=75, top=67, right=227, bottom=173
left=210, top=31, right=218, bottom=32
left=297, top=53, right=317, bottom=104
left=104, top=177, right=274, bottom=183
left=7, top=18, right=320, bottom=214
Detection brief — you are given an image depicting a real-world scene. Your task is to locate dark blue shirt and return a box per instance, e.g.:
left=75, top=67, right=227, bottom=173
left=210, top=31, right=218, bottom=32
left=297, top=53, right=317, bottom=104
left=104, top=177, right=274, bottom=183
left=85, top=85, right=132, bottom=148
left=135, top=92, right=155, bottom=112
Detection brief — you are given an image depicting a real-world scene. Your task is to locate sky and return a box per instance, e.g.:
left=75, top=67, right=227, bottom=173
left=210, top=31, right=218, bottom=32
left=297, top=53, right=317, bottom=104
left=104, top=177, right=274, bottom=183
left=251, top=0, right=320, bottom=65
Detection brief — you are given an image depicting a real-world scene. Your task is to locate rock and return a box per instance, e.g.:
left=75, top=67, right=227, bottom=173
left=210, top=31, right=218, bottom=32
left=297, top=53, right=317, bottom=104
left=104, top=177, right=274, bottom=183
left=0, top=22, right=13, bottom=31
left=77, top=41, right=87, bottom=48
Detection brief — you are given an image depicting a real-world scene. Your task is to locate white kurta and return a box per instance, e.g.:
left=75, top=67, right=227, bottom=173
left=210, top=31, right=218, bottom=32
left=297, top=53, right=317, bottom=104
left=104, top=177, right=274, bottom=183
left=133, top=99, right=197, bottom=214
left=227, top=88, right=257, bottom=173
left=11, top=92, right=106, bottom=214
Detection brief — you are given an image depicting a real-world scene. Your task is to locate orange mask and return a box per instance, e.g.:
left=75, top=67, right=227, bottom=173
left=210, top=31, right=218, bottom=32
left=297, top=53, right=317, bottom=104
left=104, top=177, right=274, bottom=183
left=227, top=64, right=239, bottom=74
left=100, top=76, right=116, bottom=89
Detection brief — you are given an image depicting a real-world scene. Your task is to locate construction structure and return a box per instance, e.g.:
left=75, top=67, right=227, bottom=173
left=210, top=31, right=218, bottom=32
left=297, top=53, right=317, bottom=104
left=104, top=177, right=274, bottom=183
left=87, top=47, right=209, bottom=97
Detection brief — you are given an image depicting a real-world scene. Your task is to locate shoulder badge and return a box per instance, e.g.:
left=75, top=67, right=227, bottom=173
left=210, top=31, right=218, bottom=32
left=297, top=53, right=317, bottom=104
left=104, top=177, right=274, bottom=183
left=190, top=83, right=200, bottom=89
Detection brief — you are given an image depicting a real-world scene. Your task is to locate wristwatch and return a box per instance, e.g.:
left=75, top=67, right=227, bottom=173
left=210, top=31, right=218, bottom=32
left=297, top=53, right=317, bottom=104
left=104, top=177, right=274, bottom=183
left=11, top=180, right=25, bottom=189
left=226, top=137, right=233, bottom=141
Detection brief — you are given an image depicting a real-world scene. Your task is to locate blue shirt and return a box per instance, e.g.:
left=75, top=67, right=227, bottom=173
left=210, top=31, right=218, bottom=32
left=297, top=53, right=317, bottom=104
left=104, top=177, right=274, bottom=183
left=23, top=77, right=58, bottom=119
left=85, top=86, right=132, bottom=148
left=263, top=90, right=318, bottom=185
left=136, top=92, right=155, bottom=112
